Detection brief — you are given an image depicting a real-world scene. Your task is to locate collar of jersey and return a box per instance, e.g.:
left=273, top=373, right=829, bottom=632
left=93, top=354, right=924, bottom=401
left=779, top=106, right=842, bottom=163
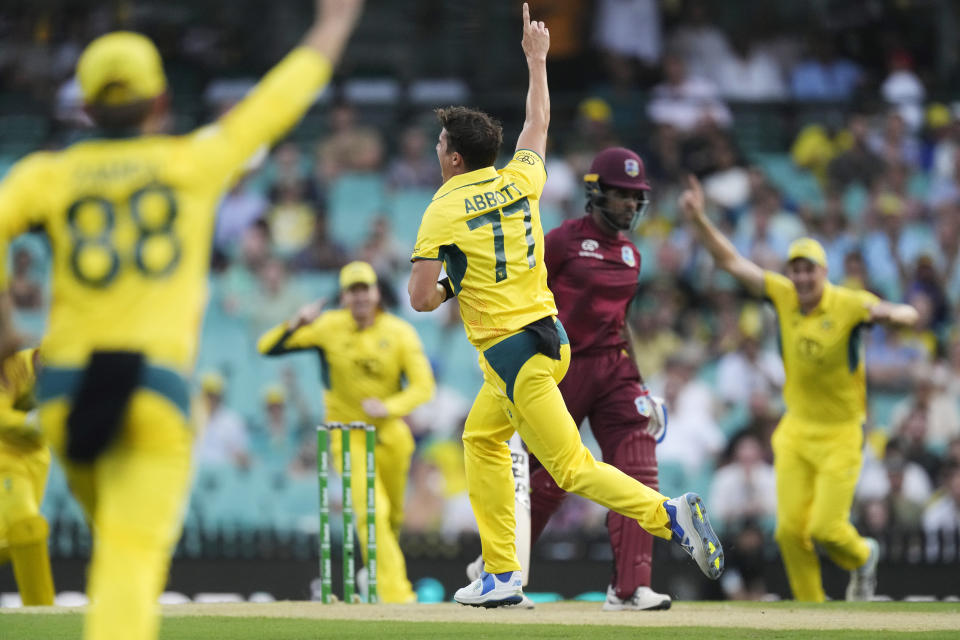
left=432, top=166, right=499, bottom=201
left=799, top=280, right=835, bottom=316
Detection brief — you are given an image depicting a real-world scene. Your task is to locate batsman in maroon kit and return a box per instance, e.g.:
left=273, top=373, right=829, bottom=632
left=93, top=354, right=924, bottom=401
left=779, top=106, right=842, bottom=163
left=533, top=147, right=671, bottom=610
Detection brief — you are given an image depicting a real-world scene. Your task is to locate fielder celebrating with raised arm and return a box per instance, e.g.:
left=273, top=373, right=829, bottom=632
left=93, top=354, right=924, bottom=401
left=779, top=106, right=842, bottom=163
left=258, top=261, right=435, bottom=603
left=408, top=4, right=723, bottom=608
left=680, top=175, right=918, bottom=602
left=0, top=2, right=363, bottom=638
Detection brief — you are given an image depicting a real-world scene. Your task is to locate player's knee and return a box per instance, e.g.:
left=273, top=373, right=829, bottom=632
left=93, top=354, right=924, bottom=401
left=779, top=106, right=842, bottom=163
left=7, top=515, right=49, bottom=546
left=530, top=466, right=564, bottom=501
left=808, top=518, right=846, bottom=546
left=774, top=521, right=806, bottom=545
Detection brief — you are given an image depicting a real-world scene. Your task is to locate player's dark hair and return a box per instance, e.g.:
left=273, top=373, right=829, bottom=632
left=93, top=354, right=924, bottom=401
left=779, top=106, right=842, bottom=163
left=86, top=95, right=156, bottom=132
left=435, top=106, right=502, bottom=171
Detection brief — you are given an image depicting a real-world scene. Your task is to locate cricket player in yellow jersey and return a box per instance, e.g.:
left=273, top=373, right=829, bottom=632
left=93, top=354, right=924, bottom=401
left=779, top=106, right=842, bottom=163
left=680, top=175, right=919, bottom=602
left=0, top=2, right=363, bottom=638
left=0, top=348, right=54, bottom=606
left=258, top=261, right=434, bottom=603
left=408, top=4, right=723, bottom=607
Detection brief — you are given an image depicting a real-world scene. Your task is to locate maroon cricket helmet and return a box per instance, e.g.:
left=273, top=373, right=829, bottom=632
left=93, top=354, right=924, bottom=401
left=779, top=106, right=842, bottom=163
left=584, top=147, right=651, bottom=192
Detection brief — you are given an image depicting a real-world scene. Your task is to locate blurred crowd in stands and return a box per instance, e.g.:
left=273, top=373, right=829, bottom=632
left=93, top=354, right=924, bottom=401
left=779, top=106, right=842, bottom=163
left=3, top=0, right=960, bottom=599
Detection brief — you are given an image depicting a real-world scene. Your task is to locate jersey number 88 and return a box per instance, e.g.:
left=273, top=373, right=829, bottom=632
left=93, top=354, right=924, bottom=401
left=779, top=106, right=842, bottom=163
left=66, top=183, right=181, bottom=288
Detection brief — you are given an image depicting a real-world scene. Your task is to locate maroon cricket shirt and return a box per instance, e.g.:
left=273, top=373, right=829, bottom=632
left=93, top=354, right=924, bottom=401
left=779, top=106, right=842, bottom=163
left=544, top=215, right=641, bottom=356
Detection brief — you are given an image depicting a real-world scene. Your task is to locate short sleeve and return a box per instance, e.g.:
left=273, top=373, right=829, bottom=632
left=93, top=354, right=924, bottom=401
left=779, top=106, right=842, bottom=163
left=0, top=154, right=49, bottom=288
left=411, top=204, right=449, bottom=261
left=851, top=288, right=881, bottom=323
left=763, top=271, right=796, bottom=314
left=500, top=149, right=547, bottom=198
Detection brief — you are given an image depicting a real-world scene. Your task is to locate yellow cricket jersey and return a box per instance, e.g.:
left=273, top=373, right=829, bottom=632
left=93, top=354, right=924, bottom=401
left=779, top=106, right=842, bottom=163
left=0, top=48, right=333, bottom=372
left=0, top=348, right=43, bottom=454
left=411, top=149, right=557, bottom=351
left=257, top=309, right=435, bottom=424
left=764, top=271, right=879, bottom=424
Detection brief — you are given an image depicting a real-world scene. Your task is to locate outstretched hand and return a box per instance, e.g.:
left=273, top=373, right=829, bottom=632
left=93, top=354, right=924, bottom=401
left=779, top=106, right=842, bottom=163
left=288, top=298, right=327, bottom=330
left=316, top=0, right=364, bottom=26
left=521, top=2, right=549, bottom=62
left=678, top=174, right=705, bottom=222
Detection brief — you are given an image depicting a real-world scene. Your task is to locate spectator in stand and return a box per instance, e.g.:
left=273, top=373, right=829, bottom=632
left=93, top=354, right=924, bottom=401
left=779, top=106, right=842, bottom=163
left=813, top=194, right=857, bottom=284
left=215, top=176, right=269, bottom=252
left=248, top=381, right=312, bottom=472
left=316, top=101, right=385, bottom=181
left=929, top=104, right=960, bottom=187
left=651, top=347, right=725, bottom=477
left=386, top=125, right=440, bottom=190
left=891, top=362, right=960, bottom=454
left=893, top=409, right=943, bottom=486
left=827, top=113, right=886, bottom=191
left=593, top=0, right=662, bottom=88
left=708, top=433, right=777, bottom=533
left=733, top=185, right=804, bottom=267
left=790, top=35, right=862, bottom=101
left=647, top=53, right=732, bottom=134
left=8, top=247, right=43, bottom=310
left=715, top=324, right=784, bottom=409
left=928, top=201, right=960, bottom=306
left=358, top=216, right=408, bottom=277
left=668, top=0, right=730, bottom=82
left=290, top=215, right=349, bottom=272
left=245, top=258, right=309, bottom=339
left=865, top=324, right=924, bottom=392
left=265, top=179, right=319, bottom=258
left=881, top=50, right=925, bottom=133
left=218, top=221, right=271, bottom=317
left=860, top=195, right=917, bottom=301
left=715, top=33, right=787, bottom=102
left=195, top=372, right=251, bottom=470
left=868, top=111, right=921, bottom=169
left=857, top=442, right=932, bottom=528
left=922, top=464, right=960, bottom=560
left=842, top=250, right=871, bottom=291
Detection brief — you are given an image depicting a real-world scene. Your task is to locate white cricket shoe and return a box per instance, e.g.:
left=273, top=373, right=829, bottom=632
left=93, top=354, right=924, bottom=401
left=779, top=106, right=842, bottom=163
left=663, top=492, right=724, bottom=580
left=601, top=585, right=671, bottom=611
left=454, top=570, right=523, bottom=608
left=846, top=537, right=879, bottom=601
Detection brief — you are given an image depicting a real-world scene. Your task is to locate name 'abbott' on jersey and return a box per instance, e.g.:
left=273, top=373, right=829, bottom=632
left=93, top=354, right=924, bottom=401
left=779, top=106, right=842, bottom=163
left=411, top=150, right=557, bottom=350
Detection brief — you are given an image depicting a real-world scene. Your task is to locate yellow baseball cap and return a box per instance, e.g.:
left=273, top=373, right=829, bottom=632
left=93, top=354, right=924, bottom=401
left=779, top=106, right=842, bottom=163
left=787, top=237, right=828, bottom=268
left=200, top=372, right=225, bottom=394
left=339, top=261, right=377, bottom=289
left=77, top=31, right=167, bottom=105
left=263, top=384, right=286, bottom=405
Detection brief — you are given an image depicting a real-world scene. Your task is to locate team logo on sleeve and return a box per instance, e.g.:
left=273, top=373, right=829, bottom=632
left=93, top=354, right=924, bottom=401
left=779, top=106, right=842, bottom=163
left=516, top=151, right=537, bottom=165
left=624, top=158, right=640, bottom=177
left=621, top=246, right=636, bottom=266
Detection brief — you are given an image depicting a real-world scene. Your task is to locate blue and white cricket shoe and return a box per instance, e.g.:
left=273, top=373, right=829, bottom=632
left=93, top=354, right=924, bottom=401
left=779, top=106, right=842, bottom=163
left=663, top=492, right=724, bottom=580
left=454, top=570, right=523, bottom=608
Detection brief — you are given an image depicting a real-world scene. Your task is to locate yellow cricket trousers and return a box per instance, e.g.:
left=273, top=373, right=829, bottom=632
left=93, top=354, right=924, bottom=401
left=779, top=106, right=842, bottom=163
left=331, top=417, right=416, bottom=603
left=41, top=386, right=193, bottom=640
left=465, top=322, right=672, bottom=574
left=0, top=443, right=55, bottom=605
left=772, top=412, right=871, bottom=602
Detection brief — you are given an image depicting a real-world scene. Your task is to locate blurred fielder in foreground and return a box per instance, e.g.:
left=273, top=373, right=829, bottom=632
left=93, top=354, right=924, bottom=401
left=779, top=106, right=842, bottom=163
left=0, top=1, right=363, bottom=637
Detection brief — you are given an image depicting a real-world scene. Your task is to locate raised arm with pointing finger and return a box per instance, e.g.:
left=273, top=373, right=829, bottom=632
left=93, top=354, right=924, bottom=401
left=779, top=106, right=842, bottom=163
left=515, top=3, right=550, bottom=159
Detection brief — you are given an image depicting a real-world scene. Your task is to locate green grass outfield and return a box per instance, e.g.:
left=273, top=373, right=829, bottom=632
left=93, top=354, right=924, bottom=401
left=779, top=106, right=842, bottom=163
left=3, top=601, right=959, bottom=639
